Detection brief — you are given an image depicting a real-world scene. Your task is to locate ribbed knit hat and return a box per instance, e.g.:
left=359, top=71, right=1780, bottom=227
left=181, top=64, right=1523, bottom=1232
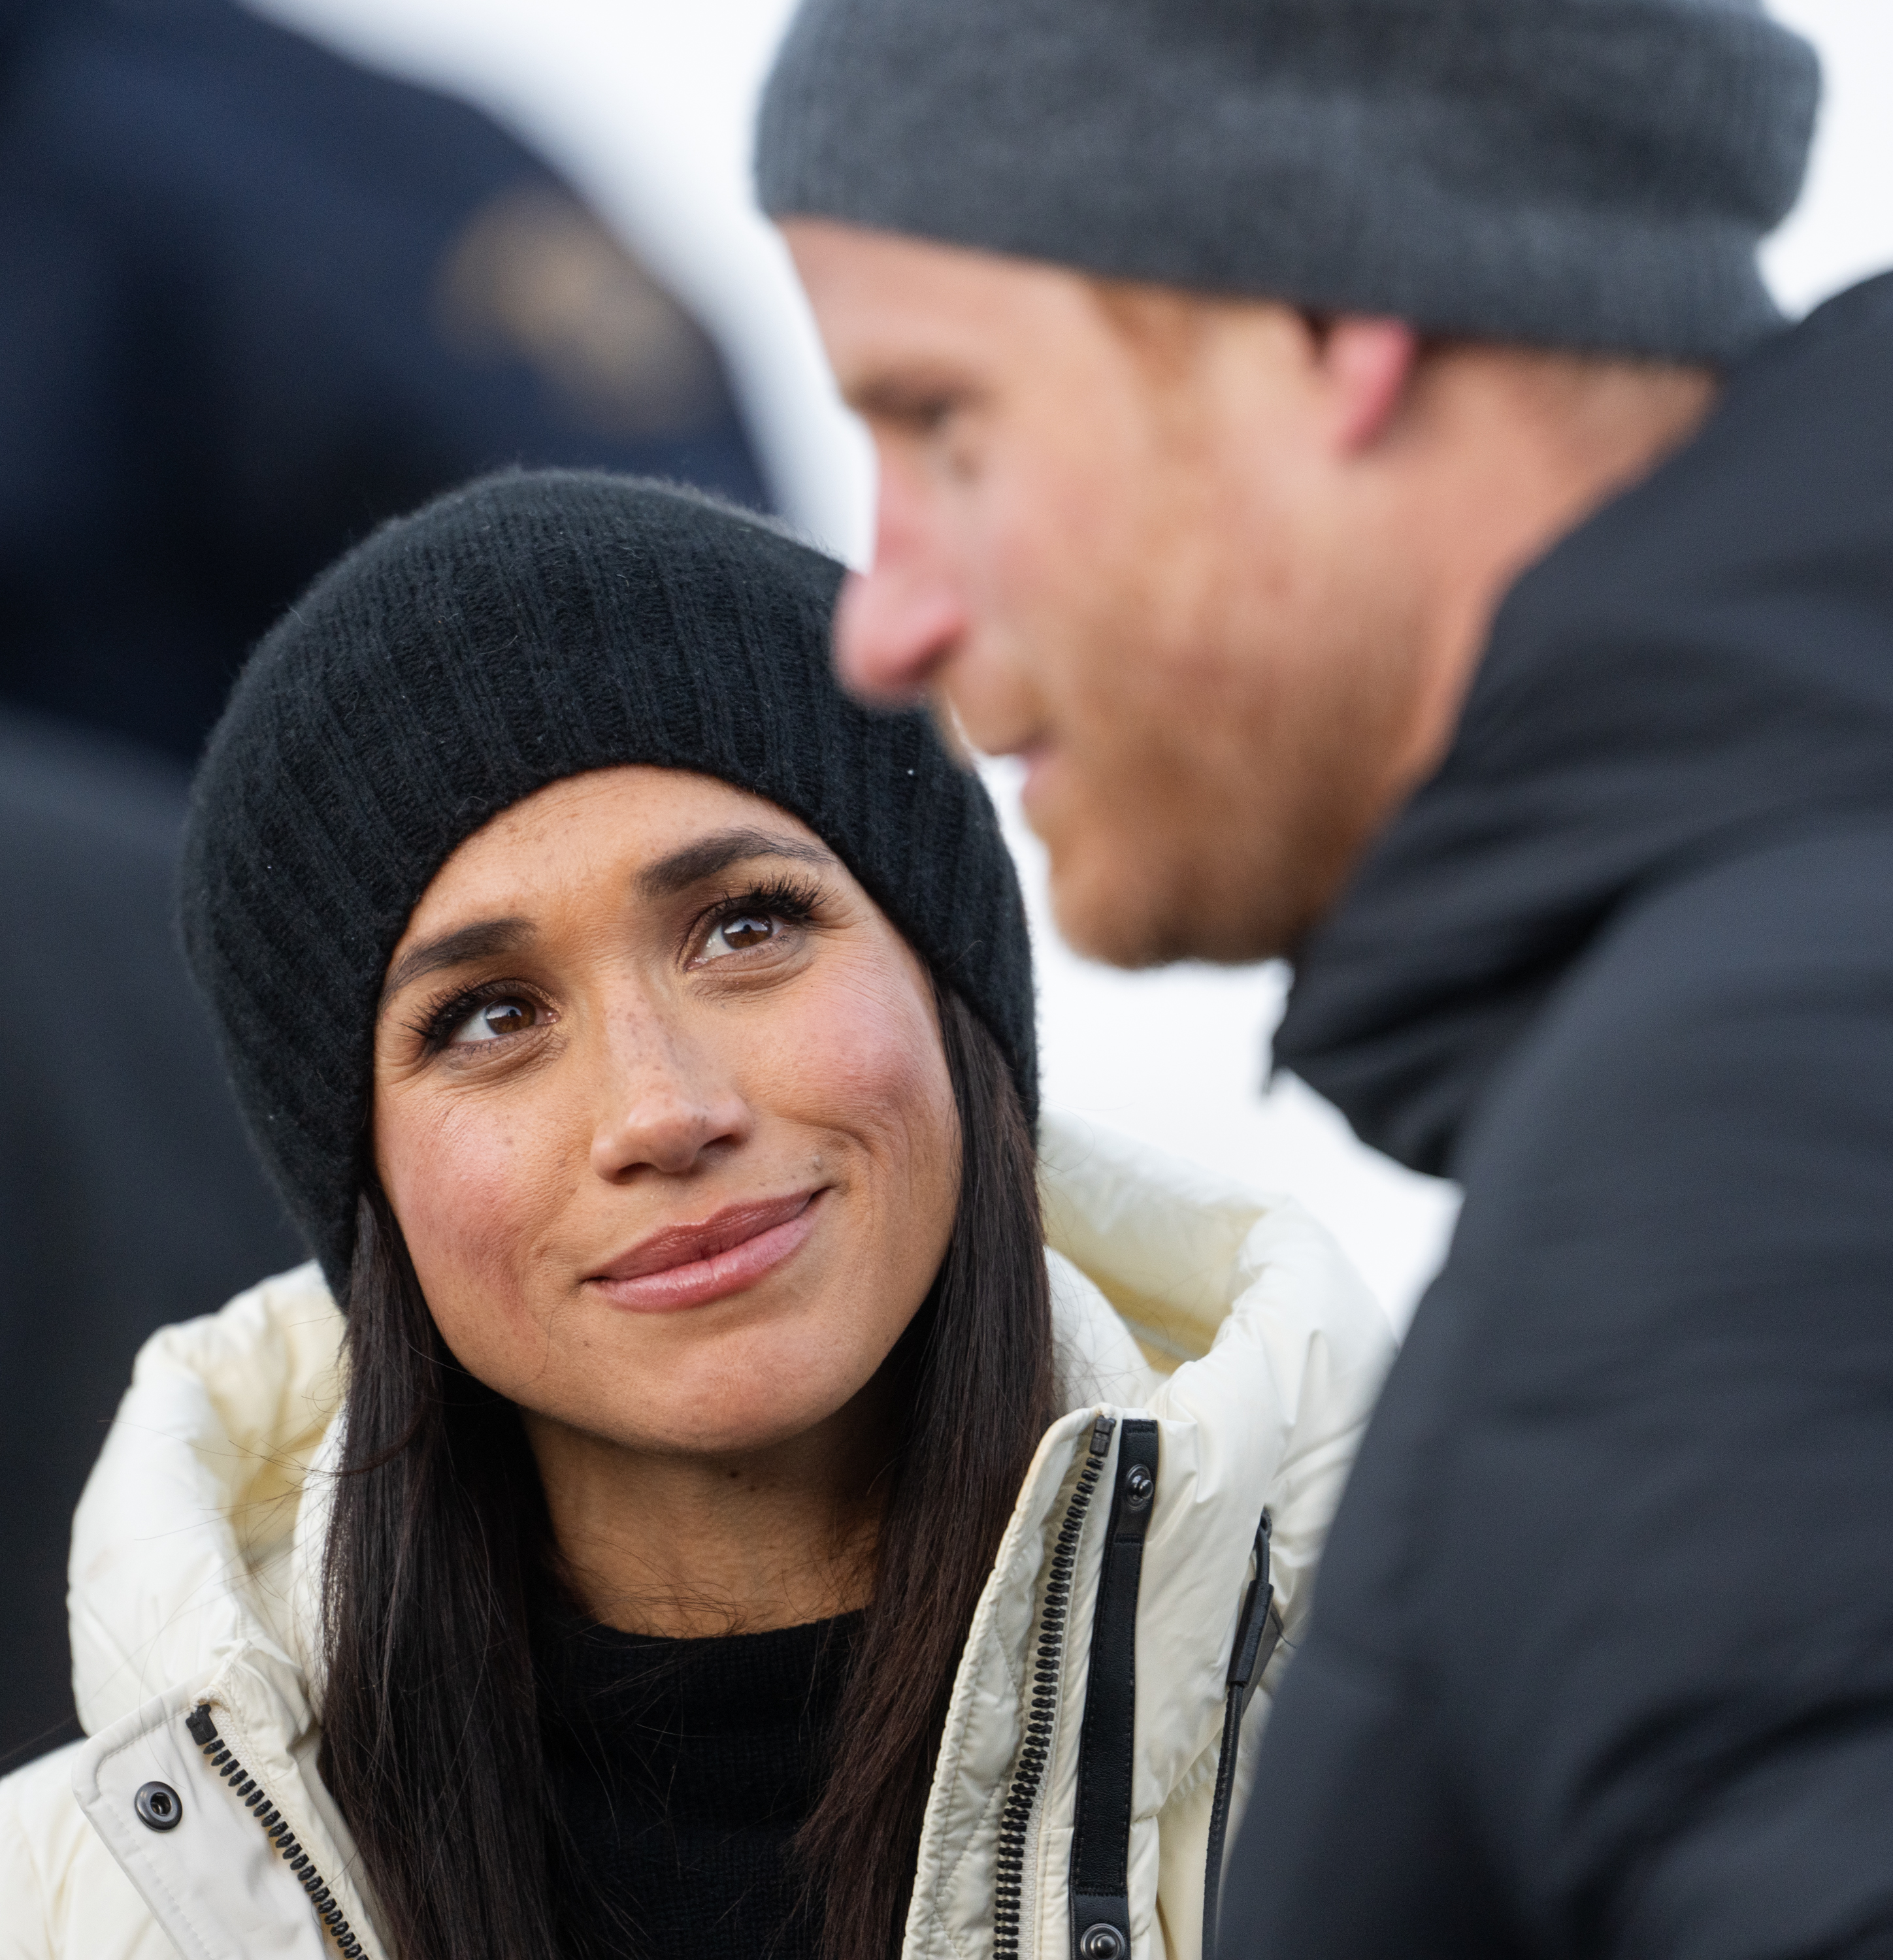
left=756, top=0, right=1820, bottom=367
left=180, top=471, right=1035, bottom=1292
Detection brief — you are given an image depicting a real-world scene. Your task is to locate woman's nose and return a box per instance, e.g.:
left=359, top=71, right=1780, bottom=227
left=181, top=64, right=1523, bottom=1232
left=589, top=1043, right=752, bottom=1181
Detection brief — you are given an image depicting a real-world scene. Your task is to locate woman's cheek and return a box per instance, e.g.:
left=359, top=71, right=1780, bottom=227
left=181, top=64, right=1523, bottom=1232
left=380, top=1092, right=567, bottom=1369
left=780, top=954, right=939, bottom=1109
left=772, top=956, right=959, bottom=1237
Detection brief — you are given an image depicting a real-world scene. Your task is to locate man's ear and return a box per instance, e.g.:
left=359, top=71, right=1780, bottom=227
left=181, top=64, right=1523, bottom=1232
left=1317, top=316, right=1421, bottom=453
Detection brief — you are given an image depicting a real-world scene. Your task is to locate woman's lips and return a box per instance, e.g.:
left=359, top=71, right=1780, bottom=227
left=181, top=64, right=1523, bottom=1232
left=588, top=1190, right=823, bottom=1313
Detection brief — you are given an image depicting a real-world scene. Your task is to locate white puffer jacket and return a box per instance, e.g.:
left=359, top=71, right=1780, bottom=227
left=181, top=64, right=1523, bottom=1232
left=0, top=1113, right=1393, bottom=1960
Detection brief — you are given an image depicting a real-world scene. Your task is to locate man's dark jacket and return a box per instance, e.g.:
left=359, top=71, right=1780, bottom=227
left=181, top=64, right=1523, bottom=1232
left=1225, top=274, right=1893, bottom=1960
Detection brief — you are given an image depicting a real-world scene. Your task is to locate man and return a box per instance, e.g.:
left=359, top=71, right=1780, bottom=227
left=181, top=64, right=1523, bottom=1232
left=754, top=3, right=1893, bottom=1956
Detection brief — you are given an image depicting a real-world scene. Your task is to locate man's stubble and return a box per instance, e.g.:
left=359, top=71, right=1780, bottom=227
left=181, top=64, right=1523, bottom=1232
left=1013, top=473, right=1427, bottom=972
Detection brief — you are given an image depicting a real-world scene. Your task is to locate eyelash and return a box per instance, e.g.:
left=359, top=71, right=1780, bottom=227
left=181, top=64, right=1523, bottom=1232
left=407, top=877, right=829, bottom=1053
left=408, top=976, right=542, bottom=1054
left=693, top=875, right=825, bottom=947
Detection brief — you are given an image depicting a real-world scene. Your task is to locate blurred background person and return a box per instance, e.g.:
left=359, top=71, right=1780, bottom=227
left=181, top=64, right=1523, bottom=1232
left=0, top=0, right=768, bottom=762
left=0, top=0, right=772, bottom=1761
left=0, top=710, right=299, bottom=1763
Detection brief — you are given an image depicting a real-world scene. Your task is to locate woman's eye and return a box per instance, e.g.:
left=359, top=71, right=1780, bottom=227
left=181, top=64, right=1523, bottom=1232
left=702, top=912, right=780, bottom=960
left=448, top=997, right=538, bottom=1045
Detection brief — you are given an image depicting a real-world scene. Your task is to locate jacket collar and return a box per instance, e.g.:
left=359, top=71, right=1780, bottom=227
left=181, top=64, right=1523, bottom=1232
left=71, top=1109, right=1387, bottom=1731
left=63, top=1111, right=1394, bottom=1960
left=1275, top=273, right=1893, bottom=1176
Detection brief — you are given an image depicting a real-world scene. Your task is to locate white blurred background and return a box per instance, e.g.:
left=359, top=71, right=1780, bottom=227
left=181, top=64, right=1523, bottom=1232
left=245, top=0, right=1893, bottom=1333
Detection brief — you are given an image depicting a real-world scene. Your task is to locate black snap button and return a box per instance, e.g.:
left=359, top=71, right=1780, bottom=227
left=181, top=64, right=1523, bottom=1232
left=135, top=1780, right=182, bottom=1831
left=1124, top=1463, right=1154, bottom=1509
left=1079, top=1924, right=1125, bottom=1960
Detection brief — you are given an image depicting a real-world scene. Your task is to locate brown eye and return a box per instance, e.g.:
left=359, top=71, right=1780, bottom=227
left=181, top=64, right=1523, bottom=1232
left=702, top=912, right=780, bottom=960
left=448, top=996, right=536, bottom=1045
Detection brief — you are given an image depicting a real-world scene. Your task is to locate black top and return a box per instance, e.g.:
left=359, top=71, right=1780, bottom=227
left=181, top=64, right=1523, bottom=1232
left=541, top=1610, right=862, bottom=1960
left=1225, top=274, right=1893, bottom=1959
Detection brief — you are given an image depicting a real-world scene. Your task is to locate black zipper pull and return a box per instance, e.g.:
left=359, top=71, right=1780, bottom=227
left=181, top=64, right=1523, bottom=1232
left=1226, top=1510, right=1281, bottom=1712
left=1201, top=1507, right=1284, bottom=1958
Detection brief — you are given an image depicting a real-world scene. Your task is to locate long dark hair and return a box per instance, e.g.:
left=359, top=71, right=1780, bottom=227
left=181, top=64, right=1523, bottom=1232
left=318, top=979, right=1056, bottom=1960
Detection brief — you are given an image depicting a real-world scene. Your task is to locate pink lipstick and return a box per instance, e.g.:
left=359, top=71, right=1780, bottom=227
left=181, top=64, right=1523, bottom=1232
left=588, top=1190, right=823, bottom=1313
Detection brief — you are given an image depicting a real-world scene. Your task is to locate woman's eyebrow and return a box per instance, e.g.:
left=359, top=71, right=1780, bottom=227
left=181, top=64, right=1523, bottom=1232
left=380, top=917, right=534, bottom=1005
left=637, top=828, right=837, bottom=898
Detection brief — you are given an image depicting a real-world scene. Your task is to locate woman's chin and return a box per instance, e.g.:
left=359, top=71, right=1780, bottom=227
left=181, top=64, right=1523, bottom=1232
left=531, top=1354, right=868, bottom=1463
left=609, top=1403, right=848, bottom=1462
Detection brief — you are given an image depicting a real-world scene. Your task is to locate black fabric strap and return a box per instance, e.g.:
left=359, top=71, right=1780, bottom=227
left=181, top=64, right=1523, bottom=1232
left=1069, top=1418, right=1160, bottom=1960
left=1202, top=1508, right=1282, bottom=1959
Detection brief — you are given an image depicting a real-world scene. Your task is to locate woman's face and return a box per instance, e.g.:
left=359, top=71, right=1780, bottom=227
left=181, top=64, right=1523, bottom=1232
left=372, top=766, right=960, bottom=1462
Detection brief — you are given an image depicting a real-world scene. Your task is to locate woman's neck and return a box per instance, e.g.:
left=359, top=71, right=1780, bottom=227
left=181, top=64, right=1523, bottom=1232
left=523, top=1393, right=891, bottom=1637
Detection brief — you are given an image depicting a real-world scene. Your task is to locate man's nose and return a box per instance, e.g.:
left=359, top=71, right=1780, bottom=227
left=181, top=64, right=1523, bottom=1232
left=832, top=497, right=968, bottom=704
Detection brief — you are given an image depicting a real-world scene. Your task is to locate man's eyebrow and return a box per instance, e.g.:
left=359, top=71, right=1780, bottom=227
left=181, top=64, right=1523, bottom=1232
left=380, top=917, right=534, bottom=1006
left=638, top=828, right=838, bottom=899
left=844, top=368, right=979, bottom=423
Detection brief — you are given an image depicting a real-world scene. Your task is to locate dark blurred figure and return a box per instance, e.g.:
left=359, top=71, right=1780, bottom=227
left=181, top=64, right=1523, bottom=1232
left=0, top=708, right=303, bottom=1763
left=0, top=0, right=769, bottom=1754
left=0, top=0, right=768, bottom=762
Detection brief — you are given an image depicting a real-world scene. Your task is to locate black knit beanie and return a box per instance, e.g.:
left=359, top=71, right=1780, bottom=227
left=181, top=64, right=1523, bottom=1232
left=757, top=0, right=1820, bottom=367
left=180, top=471, right=1036, bottom=1294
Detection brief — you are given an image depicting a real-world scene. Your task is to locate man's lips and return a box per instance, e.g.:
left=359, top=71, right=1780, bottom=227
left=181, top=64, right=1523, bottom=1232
left=587, top=1191, right=823, bottom=1313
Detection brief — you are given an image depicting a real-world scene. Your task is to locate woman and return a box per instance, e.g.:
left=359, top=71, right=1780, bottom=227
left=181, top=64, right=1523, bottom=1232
left=0, top=474, right=1392, bottom=1960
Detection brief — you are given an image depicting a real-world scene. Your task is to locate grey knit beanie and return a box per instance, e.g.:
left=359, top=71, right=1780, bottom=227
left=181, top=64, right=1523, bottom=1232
left=180, top=471, right=1036, bottom=1292
left=757, top=0, right=1820, bottom=367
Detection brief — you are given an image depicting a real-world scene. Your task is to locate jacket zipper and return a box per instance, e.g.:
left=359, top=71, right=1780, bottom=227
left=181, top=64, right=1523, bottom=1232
left=993, top=1414, right=1115, bottom=1960
left=185, top=1703, right=369, bottom=1959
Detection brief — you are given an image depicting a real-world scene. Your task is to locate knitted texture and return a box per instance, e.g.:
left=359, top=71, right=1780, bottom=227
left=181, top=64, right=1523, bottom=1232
left=180, top=472, right=1035, bottom=1290
left=756, top=0, right=1819, bottom=367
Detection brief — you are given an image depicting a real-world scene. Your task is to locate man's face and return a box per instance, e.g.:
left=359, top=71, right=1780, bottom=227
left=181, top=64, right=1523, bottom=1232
left=784, top=220, right=1428, bottom=967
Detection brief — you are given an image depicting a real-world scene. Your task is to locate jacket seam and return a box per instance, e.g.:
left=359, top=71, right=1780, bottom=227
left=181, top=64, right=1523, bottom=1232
left=934, top=1776, right=1008, bottom=1901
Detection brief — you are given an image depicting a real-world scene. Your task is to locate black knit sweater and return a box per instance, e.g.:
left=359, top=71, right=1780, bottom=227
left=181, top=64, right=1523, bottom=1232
left=541, top=1610, right=863, bottom=1960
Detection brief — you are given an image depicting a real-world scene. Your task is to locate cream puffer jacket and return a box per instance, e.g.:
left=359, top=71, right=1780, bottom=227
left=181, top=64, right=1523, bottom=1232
left=0, top=1113, right=1392, bottom=1960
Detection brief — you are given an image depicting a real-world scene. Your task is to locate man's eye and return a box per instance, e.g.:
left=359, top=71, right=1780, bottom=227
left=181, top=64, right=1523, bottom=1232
left=448, top=997, right=538, bottom=1045
left=702, top=912, right=780, bottom=960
